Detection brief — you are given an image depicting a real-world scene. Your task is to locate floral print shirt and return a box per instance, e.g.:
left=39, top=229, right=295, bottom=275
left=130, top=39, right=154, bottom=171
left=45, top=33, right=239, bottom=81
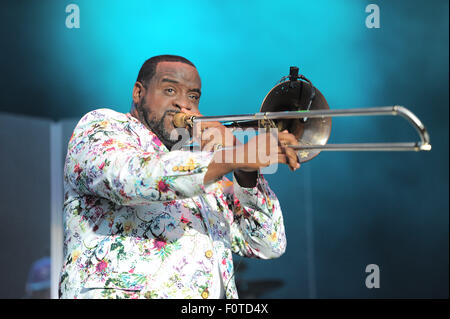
left=59, top=108, right=287, bottom=299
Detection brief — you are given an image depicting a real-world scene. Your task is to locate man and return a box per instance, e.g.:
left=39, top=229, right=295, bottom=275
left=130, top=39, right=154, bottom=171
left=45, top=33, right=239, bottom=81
left=59, top=55, right=300, bottom=299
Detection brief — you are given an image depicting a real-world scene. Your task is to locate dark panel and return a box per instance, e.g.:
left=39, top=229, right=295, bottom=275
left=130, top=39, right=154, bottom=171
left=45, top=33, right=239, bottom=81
left=0, top=113, right=51, bottom=298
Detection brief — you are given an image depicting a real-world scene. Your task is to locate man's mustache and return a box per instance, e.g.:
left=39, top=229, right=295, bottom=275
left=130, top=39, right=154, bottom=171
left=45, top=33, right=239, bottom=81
left=164, top=109, right=181, bottom=116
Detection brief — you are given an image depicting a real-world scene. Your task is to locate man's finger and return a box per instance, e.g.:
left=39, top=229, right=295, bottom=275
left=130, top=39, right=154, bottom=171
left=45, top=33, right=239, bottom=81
left=278, top=132, right=299, bottom=147
left=277, top=154, right=287, bottom=165
left=277, top=131, right=300, bottom=171
left=282, top=146, right=300, bottom=171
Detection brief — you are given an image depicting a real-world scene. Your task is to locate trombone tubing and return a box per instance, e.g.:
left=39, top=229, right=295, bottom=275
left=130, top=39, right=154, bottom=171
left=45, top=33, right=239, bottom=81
left=191, top=106, right=431, bottom=152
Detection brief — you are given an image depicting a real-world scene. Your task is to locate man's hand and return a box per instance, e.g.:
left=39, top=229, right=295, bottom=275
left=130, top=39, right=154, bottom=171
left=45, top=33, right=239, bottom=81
left=234, top=130, right=300, bottom=172
left=278, top=130, right=301, bottom=171
left=204, top=129, right=301, bottom=185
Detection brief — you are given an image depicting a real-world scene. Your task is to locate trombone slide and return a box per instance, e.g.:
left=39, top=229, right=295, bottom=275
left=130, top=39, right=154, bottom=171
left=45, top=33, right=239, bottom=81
left=173, top=106, right=431, bottom=152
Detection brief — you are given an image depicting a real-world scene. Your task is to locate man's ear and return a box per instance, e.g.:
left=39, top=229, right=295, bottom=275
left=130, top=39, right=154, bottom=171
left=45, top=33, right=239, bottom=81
left=132, top=81, right=146, bottom=106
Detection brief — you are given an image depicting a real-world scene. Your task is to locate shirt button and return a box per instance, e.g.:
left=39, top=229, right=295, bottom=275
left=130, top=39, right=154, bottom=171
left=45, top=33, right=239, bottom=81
left=205, top=250, right=213, bottom=258
left=201, top=290, right=209, bottom=299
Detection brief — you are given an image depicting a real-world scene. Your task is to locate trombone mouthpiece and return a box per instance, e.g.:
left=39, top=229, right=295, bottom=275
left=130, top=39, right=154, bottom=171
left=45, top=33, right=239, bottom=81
left=173, top=113, right=194, bottom=128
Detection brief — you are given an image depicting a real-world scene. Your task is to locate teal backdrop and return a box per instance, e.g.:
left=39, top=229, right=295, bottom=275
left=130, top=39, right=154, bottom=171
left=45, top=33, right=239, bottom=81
left=1, top=0, right=448, bottom=298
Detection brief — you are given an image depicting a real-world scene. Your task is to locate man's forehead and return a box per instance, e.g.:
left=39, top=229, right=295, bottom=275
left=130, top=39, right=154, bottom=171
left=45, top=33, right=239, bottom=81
left=154, top=61, right=201, bottom=85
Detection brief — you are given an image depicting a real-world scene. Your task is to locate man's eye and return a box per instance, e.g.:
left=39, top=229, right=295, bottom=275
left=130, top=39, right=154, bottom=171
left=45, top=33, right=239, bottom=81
left=189, top=95, right=199, bottom=101
left=165, top=88, right=175, bottom=94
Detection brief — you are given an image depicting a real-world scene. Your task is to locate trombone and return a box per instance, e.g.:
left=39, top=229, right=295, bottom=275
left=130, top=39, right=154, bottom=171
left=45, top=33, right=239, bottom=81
left=173, top=67, right=431, bottom=163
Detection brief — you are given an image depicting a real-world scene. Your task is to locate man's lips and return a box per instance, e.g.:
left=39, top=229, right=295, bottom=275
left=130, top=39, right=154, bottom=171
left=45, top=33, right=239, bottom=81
left=163, top=110, right=190, bottom=134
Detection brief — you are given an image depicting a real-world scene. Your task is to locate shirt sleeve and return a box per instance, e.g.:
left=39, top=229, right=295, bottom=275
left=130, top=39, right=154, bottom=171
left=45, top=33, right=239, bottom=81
left=227, top=172, right=287, bottom=259
left=65, top=109, right=215, bottom=206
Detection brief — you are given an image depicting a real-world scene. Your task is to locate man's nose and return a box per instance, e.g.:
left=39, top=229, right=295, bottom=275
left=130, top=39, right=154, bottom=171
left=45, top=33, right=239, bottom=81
left=173, top=96, right=192, bottom=110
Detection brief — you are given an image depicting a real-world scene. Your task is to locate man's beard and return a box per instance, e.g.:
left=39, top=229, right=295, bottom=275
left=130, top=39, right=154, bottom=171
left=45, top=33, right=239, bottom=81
left=137, top=101, right=182, bottom=150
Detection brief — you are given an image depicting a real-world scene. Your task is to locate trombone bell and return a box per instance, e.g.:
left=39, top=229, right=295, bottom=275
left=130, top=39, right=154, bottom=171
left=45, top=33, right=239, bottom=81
left=259, top=71, right=331, bottom=163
